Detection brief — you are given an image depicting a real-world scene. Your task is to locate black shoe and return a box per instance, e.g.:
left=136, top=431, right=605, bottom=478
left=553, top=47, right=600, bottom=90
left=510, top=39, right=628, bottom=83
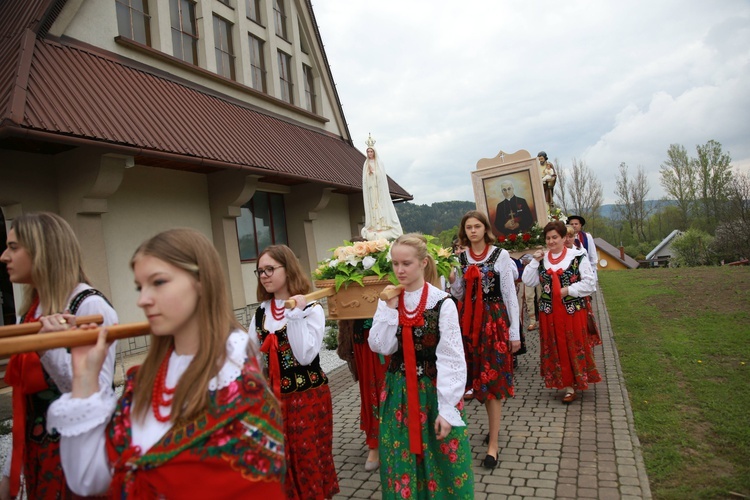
left=482, top=453, right=498, bottom=469
left=483, top=433, right=490, bottom=445
left=513, top=357, right=518, bottom=369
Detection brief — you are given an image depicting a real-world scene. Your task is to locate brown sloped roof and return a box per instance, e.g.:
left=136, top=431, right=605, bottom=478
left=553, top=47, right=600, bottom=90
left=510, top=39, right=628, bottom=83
left=593, top=238, right=639, bottom=269
left=0, top=1, right=411, bottom=199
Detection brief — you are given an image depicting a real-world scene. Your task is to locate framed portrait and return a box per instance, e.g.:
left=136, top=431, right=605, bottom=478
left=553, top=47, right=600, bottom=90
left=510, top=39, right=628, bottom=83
left=471, top=149, right=548, bottom=238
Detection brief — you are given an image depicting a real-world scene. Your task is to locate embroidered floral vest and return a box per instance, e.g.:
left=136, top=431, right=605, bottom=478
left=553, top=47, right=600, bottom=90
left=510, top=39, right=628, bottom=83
left=106, top=360, right=285, bottom=496
left=388, top=298, right=447, bottom=381
left=537, top=255, right=587, bottom=315
left=458, top=247, right=503, bottom=302
left=255, top=307, right=328, bottom=394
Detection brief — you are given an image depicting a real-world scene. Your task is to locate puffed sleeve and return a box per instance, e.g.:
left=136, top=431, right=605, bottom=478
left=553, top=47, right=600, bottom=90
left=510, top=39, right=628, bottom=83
left=286, top=303, right=325, bottom=366
left=368, top=300, right=399, bottom=356
left=522, top=259, right=541, bottom=287
left=496, top=251, right=520, bottom=341
left=46, top=390, right=118, bottom=496
left=435, top=298, right=467, bottom=427
left=567, top=256, right=597, bottom=298
left=41, top=294, right=119, bottom=394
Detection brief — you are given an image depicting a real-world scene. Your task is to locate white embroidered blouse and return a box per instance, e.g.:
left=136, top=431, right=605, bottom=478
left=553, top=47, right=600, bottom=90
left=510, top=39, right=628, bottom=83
left=368, top=283, right=467, bottom=427
left=247, top=300, right=325, bottom=366
left=521, top=247, right=597, bottom=297
left=449, top=248, right=521, bottom=341
left=45, top=330, right=253, bottom=496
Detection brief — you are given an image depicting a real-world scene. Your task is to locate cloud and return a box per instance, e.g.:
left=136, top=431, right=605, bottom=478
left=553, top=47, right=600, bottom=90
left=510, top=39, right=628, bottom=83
left=314, top=0, right=750, bottom=205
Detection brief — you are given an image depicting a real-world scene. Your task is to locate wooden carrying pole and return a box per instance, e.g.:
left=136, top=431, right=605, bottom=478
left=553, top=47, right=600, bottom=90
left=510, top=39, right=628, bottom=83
left=0, top=315, right=105, bottom=339
left=379, top=285, right=404, bottom=301
left=284, top=287, right=336, bottom=309
left=0, top=322, right=151, bottom=357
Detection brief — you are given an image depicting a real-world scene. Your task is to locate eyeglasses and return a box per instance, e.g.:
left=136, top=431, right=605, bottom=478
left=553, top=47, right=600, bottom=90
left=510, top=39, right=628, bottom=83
left=254, top=265, right=284, bottom=278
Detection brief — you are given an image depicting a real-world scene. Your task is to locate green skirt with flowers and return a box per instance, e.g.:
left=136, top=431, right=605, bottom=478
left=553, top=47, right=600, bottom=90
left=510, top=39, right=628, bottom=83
left=378, top=372, right=474, bottom=499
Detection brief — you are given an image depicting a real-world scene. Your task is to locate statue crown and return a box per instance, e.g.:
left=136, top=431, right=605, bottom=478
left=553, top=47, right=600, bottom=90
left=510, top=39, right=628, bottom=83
left=365, top=133, right=376, bottom=149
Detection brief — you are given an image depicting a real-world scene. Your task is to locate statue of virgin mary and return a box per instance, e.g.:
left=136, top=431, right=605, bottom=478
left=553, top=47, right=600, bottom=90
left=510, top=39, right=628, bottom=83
left=361, top=134, right=403, bottom=241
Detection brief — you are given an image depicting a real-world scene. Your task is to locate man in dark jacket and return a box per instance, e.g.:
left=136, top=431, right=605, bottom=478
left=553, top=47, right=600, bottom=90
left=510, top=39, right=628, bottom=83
left=494, top=180, right=534, bottom=235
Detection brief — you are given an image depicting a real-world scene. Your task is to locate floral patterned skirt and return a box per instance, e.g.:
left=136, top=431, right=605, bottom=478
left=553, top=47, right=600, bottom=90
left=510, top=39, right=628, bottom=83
left=353, top=336, right=388, bottom=449
left=464, top=301, right=514, bottom=402
left=539, top=308, right=602, bottom=390
left=24, top=438, right=72, bottom=499
left=281, top=384, right=339, bottom=500
left=379, top=372, right=474, bottom=499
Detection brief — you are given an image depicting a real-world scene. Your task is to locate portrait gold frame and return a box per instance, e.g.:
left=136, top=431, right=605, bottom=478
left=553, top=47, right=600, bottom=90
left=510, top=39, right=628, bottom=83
left=471, top=149, right=549, bottom=238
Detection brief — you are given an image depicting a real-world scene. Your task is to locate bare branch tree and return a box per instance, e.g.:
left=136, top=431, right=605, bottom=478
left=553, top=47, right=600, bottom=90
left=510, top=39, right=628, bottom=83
left=553, top=157, right=569, bottom=213
left=565, top=158, right=603, bottom=230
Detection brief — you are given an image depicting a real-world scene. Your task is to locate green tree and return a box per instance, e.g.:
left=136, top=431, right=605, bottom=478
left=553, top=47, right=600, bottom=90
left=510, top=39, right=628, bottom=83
left=671, top=229, right=715, bottom=267
left=659, top=144, right=696, bottom=229
left=693, top=139, right=732, bottom=225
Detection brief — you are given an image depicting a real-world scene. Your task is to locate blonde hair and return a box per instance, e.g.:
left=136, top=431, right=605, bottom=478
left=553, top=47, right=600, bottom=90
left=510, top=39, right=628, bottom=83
left=391, top=233, right=440, bottom=288
left=130, top=228, right=241, bottom=423
left=255, top=245, right=310, bottom=302
left=10, top=212, right=89, bottom=315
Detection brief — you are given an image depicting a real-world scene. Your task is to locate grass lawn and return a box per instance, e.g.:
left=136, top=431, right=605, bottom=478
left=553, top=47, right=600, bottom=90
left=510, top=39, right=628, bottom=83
left=600, top=267, right=750, bottom=500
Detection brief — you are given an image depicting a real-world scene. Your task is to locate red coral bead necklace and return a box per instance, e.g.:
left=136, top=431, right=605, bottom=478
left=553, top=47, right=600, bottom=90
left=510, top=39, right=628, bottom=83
left=548, top=246, right=567, bottom=265
left=152, top=346, right=176, bottom=423
left=399, top=282, right=429, bottom=324
left=469, top=244, right=490, bottom=262
left=270, top=298, right=286, bottom=321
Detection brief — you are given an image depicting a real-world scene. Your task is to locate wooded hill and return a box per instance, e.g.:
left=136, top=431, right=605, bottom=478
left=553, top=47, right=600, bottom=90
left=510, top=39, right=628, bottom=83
left=394, top=200, right=476, bottom=236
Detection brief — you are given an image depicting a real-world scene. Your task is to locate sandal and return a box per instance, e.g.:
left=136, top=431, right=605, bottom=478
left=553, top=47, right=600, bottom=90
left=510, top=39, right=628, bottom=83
left=562, top=390, right=577, bottom=404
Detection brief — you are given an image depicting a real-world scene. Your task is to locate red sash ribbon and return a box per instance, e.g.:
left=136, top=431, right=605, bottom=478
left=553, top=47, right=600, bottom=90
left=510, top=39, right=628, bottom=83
left=399, top=282, right=428, bottom=456
left=4, top=298, right=46, bottom=497
left=546, top=267, right=574, bottom=387
left=460, top=265, right=484, bottom=348
left=260, top=334, right=281, bottom=399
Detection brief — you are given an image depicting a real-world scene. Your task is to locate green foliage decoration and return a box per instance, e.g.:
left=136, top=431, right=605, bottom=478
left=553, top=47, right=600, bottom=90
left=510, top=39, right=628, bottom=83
left=312, top=236, right=458, bottom=291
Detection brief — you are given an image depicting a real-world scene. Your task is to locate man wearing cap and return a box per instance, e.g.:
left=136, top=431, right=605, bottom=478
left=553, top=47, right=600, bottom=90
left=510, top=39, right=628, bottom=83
left=568, top=215, right=598, bottom=280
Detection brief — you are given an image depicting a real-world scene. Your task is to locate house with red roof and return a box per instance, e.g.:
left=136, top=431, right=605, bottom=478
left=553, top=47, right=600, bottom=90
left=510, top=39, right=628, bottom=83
left=0, top=0, right=411, bottom=344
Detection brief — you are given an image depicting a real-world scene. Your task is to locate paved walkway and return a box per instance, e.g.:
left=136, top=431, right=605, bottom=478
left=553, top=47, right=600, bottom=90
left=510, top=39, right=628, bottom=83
left=328, top=290, right=652, bottom=499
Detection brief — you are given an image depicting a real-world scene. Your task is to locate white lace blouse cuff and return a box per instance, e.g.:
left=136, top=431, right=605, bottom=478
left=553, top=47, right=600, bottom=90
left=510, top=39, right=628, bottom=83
left=438, top=402, right=466, bottom=427
left=47, top=390, right=117, bottom=437
left=373, top=300, right=399, bottom=325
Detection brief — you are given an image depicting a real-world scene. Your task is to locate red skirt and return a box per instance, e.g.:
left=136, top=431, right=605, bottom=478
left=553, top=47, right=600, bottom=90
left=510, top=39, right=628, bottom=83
left=353, top=333, right=388, bottom=449
left=538, top=308, right=601, bottom=390
left=281, top=384, right=339, bottom=500
left=465, top=301, right=514, bottom=402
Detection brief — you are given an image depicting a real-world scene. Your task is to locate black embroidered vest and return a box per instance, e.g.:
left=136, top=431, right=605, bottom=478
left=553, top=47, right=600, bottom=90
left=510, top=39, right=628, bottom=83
left=387, top=297, right=447, bottom=381
left=255, top=306, right=328, bottom=394
left=537, top=255, right=587, bottom=315
left=458, top=247, right=503, bottom=303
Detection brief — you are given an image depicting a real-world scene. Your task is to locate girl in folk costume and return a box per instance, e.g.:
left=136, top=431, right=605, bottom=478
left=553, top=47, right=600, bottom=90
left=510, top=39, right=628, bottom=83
left=0, top=212, right=118, bottom=500
left=336, top=318, right=388, bottom=472
left=250, top=245, right=339, bottom=500
left=522, top=221, right=601, bottom=404
left=369, top=234, right=473, bottom=498
left=46, top=229, right=285, bottom=496
left=449, top=211, right=521, bottom=469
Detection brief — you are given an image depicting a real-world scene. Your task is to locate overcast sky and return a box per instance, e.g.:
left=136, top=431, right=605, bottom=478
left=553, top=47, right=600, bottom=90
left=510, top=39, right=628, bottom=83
left=313, top=0, right=750, bottom=205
